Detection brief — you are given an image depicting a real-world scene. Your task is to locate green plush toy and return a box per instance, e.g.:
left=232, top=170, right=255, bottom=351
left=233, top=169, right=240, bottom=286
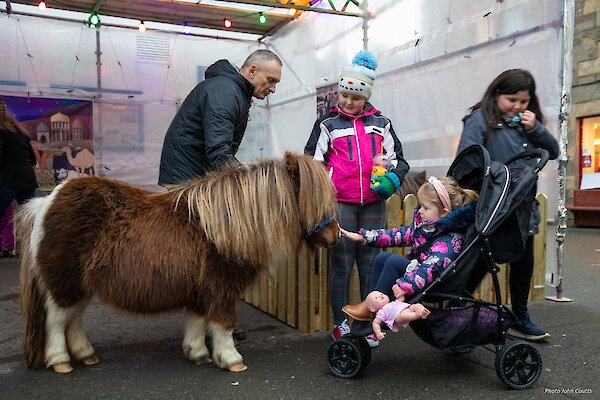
left=372, top=172, right=401, bottom=199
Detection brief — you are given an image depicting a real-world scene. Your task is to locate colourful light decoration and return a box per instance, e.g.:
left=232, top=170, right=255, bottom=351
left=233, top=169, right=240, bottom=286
left=88, top=12, right=101, bottom=27
left=138, top=20, right=146, bottom=33
left=38, top=1, right=46, bottom=11
left=224, top=18, right=232, bottom=28
left=258, top=13, right=267, bottom=24
left=183, top=23, right=190, bottom=34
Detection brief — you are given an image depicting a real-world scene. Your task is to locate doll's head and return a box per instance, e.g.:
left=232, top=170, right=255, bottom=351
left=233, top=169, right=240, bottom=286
left=365, top=291, right=390, bottom=312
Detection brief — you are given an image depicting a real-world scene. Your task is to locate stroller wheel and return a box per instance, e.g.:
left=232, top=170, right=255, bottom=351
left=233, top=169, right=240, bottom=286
left=348, top=335, right=371, bottom=368
left=327, top=336, right=363, bottom=378
left=495, top=341, right=542, bottom=389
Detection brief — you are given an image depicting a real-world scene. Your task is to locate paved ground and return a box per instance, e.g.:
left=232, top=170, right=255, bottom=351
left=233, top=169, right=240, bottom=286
left=0, top=228, right=598, bottom=400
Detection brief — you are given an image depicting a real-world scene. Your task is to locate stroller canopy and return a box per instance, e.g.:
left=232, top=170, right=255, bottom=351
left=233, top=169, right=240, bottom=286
left=447, top=145, right=542, bottom=263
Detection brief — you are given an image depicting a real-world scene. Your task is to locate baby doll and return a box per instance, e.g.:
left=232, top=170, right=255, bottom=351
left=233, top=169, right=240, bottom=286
left=365, top=291, right=430, bottom=340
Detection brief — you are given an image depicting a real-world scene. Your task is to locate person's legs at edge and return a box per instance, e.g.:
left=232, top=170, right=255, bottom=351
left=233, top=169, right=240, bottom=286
left=355, top=200, right=386, bottom=299
left=0, top=186, right=18, bottom=222
left=355, top=200, right=386, bottom=348
left=329, top=202, right=358, bottom=340
left=508, top=236, right=550, bottom=341
left=0, top=201, right=15, bottom=256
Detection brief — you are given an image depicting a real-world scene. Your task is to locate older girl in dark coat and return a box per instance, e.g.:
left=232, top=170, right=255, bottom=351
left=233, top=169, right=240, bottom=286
left=457, top=69, right=558, bottom=342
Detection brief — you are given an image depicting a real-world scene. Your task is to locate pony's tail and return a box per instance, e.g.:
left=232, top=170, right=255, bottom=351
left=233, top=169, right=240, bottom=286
left=16, top=200, right=47, bottom=369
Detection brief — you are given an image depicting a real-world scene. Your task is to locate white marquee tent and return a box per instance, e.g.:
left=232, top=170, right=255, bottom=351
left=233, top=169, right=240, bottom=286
left=0, top=0, right=572, bottom=291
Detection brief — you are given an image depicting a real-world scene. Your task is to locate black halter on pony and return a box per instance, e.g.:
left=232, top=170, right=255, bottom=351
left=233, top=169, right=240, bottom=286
left=307, top=215, right=337, bottom=238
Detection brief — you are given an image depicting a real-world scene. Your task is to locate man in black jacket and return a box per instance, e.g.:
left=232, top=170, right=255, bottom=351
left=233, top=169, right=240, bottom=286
left=158, top=49, right=282, bottom=185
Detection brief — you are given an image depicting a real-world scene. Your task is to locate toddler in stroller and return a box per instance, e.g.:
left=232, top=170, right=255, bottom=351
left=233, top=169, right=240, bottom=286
left=327, top=144, right=549, bottom=390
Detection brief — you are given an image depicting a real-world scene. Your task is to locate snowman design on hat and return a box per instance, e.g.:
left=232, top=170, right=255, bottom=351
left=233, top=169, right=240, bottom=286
left=338, top=50, right=378, bottom=99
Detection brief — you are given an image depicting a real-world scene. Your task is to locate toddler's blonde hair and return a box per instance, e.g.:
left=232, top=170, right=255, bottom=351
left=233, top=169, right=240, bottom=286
left=417, top=176, right=478, bottom=212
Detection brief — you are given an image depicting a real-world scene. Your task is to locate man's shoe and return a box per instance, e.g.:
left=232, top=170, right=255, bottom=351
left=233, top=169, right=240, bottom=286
left=508, top=312, right=550, bottom=341
left=365, top=334, right=380, bottom=348
left=331, top=319, right=350, bottom=341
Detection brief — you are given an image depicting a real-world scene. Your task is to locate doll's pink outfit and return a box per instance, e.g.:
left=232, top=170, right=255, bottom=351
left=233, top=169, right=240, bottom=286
left=375, top=300, right=411, bottom=332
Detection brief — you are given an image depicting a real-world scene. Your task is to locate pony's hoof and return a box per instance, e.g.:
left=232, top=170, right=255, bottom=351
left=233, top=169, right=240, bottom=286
left=194, top=356, right=212, bottom=365
left=82, top=354, right=100, bottom=366
left=228, top=363, right=247, bottom=372
left=52, top=363, right=74, bottom=374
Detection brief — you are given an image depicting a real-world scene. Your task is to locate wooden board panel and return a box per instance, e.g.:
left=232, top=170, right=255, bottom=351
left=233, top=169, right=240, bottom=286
left=276, top=257, right=288, bottom=322
left=532, top=194, right=547, bottom=300
left=286, top=253, right=298, bottom=328
left=296, top=246, right=310, bottom=333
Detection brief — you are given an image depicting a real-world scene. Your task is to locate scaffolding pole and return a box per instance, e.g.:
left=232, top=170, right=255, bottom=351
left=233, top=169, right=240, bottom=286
left=547, top=0, right=574, bottom=303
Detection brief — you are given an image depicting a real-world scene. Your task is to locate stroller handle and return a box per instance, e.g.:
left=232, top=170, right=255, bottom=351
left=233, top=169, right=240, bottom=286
left=504, top=148, right=550, bottom=173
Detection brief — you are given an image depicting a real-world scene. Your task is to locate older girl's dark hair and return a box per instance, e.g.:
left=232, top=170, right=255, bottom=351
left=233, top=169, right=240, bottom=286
left=471, top=69, right=545, bottom=129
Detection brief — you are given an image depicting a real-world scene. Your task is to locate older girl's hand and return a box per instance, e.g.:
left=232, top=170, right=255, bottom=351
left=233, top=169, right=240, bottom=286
left=520, top=110, right=536, bottom=132
left=340, top=228, right=365, bottom=244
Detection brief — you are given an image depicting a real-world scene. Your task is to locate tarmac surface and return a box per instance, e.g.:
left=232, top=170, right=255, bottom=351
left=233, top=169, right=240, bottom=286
left=0, top=227, right=598, bottom=400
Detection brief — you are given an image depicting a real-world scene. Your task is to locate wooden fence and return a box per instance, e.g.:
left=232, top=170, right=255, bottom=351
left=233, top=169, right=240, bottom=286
left=243, top=193, right=548, bottom=333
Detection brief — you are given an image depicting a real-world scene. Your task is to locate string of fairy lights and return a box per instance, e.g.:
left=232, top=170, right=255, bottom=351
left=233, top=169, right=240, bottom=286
left=34, top=1, right=288, bottom=32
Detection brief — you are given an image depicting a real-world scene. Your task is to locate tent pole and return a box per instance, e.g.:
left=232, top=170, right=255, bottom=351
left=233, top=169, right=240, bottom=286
left=94, top=26, right=103, bottom=174
left=361, top=0, right=369, bottom=50
left=547, top=0, right=574, bottom=303
left=95, top=28, right=102, bottom=98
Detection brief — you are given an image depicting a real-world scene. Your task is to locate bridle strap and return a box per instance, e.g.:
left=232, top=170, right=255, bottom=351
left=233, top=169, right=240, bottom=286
left=307, top=214, right=336, bottom=237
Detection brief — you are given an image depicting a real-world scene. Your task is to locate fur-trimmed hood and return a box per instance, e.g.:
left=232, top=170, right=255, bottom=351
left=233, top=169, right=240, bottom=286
left=412, top=202, right=477, bottom=239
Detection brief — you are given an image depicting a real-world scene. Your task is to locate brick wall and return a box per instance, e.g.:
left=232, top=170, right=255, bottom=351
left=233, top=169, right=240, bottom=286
left=568, top=0, right=600, bottom=214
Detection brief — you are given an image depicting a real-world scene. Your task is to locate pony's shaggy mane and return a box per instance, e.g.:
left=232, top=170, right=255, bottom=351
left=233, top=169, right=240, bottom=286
left=169, top=153, right=337, bottom=266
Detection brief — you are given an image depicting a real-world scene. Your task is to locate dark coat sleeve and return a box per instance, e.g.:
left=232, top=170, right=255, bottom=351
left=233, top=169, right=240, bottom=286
left=304, top=119, right=322, bottom=156
left=525, top=121, right=559, bottom=160
left=201, top=84, right=241, bottom=170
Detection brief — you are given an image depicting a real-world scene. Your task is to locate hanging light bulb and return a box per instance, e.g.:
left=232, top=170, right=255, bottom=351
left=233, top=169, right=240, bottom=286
left=258, top=13, right=267, bottom=24
left=223, top=18, right=232, bottom=28
left=38, top=1, right=47, bottom=11
left=88, top=12, right=101, bottom=27
left=138, top=20, right=146, bottom=33
left=183, top=23, right=191, bottom=35
left=288, top=8, right=297, bottom=16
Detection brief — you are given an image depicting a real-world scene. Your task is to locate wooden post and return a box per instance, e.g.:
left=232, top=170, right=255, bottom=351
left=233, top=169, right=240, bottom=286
left=386, top=194, right=403, bottom=256
left=532, top=194, right=547, bottom=301
left=286, top=253, right=298, bottom=328
left=296, top=245, right=311, bottom=332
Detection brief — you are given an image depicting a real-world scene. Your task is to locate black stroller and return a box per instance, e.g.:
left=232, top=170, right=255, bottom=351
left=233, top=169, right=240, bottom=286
left=326, top=144, right=550, bottom=390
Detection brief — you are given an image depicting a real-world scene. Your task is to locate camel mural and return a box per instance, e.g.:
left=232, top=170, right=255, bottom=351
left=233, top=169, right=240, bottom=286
left=61, top=146, right=95, bottom=176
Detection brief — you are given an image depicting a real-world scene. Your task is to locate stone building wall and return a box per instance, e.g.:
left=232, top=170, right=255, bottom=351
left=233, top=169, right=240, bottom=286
left=569, top=0, right=600, bottom=213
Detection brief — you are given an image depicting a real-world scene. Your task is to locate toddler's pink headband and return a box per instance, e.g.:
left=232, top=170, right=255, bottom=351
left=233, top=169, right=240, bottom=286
left=428, top=176, right=452, bottom=212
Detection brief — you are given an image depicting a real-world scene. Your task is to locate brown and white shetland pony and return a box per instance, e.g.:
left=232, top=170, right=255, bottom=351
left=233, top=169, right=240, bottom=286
left=17, top=152, right=339, bottom=374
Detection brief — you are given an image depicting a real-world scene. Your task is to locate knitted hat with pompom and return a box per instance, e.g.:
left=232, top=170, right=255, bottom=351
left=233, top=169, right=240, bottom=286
left=338, top=50, right=378, bottom=99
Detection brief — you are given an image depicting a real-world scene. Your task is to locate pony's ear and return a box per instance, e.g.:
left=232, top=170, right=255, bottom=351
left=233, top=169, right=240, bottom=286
left=417, top=170, right=427, bottom=184
left=283, top=151, right=300, bottom=179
